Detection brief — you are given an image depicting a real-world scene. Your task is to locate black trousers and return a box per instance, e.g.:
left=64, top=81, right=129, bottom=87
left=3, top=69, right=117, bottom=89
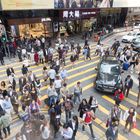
left=3, top=126, right=10, bottom=136
left=0, top=59, right=4, bottom=65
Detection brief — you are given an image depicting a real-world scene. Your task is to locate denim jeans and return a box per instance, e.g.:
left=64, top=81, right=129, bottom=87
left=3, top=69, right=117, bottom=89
left=73, top=93, right=81, bottom=104
left=49, top=96, right=58, bottom=106
left=83, top=123, right=95, bottom=138
left=65, top=110, right=71, bottom=123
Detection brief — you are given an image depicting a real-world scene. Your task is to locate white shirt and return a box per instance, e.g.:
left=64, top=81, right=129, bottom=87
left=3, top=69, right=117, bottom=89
left=126, top=50, right=131, bottom=56
left=61, top=127, right=73, bottom=139
left=40, top=125, right=50, bottom=139
left=0, top=99, right=4, bottom=110
left=54, top=79, right=62, bottom=88
left=60, top=44, right=64, bottom=49
left=38, top=50, right=44, bottom=58
left=72, top=121, right=76, bottom=130
left=41, top=38, right=45, bottom=43
left=48, top=48, right=54, bottom=54
left=36, top=40, right=41, bottom=46
left=30, top=73, right=35, bottom=81
left=96, top=44, right=101, bottom=50
left=120, top=54, right=125, bottom=62
left=56, top=60, right=60, bottom=66
left=48, top=69, right=56, bottom=79
left=22, top=49, right=26, bottom=55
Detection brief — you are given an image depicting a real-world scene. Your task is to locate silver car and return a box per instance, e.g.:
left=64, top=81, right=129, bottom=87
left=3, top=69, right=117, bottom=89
left=131, top=37, right=140, bottom=52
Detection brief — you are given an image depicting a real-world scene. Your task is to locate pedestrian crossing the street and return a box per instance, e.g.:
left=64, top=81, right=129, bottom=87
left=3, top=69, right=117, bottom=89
left=0, top=45, right=140, bottom=140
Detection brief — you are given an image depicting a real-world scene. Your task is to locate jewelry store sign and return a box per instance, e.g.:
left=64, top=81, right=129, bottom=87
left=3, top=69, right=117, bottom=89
left=62, top=9, right=99, bottom=20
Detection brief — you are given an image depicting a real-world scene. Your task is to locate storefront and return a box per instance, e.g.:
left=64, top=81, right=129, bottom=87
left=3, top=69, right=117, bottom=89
left=0, top=9, right=60, bottom=38
left=7, top=17, right=53, bottom=38
left=58, top=9, right=100, bottom=35
left=97, top=8, right=128, bottom=28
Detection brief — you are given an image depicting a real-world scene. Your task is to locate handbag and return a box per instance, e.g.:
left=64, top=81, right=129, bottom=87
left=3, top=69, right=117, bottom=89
left=133, top=121, right=137, bottom=129
left=106, top=118, right=110, bottom=127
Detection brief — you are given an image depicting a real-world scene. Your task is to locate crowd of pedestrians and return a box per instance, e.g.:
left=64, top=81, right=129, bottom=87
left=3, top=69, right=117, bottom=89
left=0, top=33, right=139, bottom=140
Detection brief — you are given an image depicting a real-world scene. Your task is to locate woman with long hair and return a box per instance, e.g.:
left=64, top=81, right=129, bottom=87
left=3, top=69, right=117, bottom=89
left=88, top=96, right=98, bottom=113
left=78, top=98, right=89, bottom=118
left=68, top=115, right=79, bottom=140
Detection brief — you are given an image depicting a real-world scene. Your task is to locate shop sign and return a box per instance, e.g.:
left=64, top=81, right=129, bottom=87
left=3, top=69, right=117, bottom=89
left=61, top=9, right=99, bottom=21
left=63, top=10, right=80, bottom=19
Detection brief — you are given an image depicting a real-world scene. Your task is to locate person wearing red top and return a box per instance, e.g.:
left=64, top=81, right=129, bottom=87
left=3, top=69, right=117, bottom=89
left=114, top=89, right=124, bottom=106
left=34, top=52, right=39, bottom=65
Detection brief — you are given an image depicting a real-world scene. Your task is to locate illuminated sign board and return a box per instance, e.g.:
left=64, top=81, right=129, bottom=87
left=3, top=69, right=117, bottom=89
left=54, top=0, right=140, bottom=8
left=1, top=0, right=54, bottom=10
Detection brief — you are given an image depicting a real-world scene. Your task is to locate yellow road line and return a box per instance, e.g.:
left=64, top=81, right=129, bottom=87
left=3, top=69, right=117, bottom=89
left=124, top=98, right=137, bottom=106
left=102, top=95, right=140, bottom=120
left=99, top=104, right=140, bottom=137
left=15, top=57, right=98, bottom=92
left=0, top=45, right=96, bottom=72
left=95, top=118, right=127, bottom=140
left=0, top=49, right=97, bottom=78
left=130, top=90, right=137, bottom=97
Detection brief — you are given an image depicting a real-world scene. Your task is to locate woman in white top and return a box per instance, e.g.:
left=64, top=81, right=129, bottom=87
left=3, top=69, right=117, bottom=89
left=54, top=75, right=62, bottom=97
left=40, top=121, right=50, bottom=140
left=88, top=96, right=98, bottom=113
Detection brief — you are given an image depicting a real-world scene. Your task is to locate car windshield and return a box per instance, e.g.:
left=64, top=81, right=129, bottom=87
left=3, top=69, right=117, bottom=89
left=134, top=23, right=140, bottom=26
left=135, top=37, right=140, bottom=43
left=100, top=63, right=120, bottom=75
left=98, top=63, right=120, bottom=83
left=127, top=32, right=136, bottom=36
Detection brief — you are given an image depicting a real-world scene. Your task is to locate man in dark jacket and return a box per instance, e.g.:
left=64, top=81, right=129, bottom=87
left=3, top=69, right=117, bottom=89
left=106, top=125, right=118, bottom=140
left=6, top=67, right=15, bottom=77
left=19, top=76, right=27, bottom=94
left=0, top=51, right=4, bottom=65
left=17, top=47, right=22, bottom=62
left=124, top=75, right=133, bottom=97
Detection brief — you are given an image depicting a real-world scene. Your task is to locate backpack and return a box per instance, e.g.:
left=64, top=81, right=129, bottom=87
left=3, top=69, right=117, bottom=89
left=84, top=112, right=92, bottom=123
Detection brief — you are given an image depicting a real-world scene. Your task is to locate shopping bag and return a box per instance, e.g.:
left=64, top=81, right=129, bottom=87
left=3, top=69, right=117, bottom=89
left=37, top=98, right=41, bottom=106
left=106, top=118, right=110, bottom=127
left=133, top=121, right=137, bottom=129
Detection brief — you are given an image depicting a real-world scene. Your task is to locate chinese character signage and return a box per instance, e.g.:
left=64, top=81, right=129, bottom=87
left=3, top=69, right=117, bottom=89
left=1, top=0, right=54, bottom=10
left=55, top=0, right=140, bottom=9
left=61, top=9, right=99, bottom=20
